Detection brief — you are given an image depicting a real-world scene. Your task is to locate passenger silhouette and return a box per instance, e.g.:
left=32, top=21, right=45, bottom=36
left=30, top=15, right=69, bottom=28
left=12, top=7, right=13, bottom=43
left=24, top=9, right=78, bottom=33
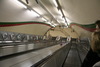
left=81, top=20, right=100, bottom=67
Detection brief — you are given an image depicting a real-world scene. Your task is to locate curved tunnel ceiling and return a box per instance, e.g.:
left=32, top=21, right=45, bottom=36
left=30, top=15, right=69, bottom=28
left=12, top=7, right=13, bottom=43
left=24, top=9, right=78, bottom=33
left=22, top=0, right=100, bottom=25
left=1, top=0, right=100, bottom=38
left=59, top=0, right=100, bottom=24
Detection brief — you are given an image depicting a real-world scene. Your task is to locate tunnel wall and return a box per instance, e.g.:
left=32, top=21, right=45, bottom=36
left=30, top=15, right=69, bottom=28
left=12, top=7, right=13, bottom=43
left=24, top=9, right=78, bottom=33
left=0, top=0, right=51, bottom=35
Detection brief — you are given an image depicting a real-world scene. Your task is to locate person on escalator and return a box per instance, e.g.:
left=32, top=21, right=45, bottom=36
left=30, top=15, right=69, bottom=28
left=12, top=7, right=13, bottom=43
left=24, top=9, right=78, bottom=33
left=81, top=20, right=100, bottom=67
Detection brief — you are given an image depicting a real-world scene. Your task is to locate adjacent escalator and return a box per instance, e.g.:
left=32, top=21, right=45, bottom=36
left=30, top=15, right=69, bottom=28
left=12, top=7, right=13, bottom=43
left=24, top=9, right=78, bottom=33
left=63, top=43, right=82, bottom=67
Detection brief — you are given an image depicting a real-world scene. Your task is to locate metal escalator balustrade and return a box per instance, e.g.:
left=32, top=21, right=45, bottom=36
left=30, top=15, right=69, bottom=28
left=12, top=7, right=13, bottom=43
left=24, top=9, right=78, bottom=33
left=0, top=43, right=69, bottom=67
left=77, top=38, right=90, bottom=62
left=63, top=38, right=90, bottom=67
left=0, top=31, right=63, bottom=58
left=32, top=43, right=71, bottom=67
left=32, top=40, right=90, bottom=67
left=1, top=38, right=90, bottom=67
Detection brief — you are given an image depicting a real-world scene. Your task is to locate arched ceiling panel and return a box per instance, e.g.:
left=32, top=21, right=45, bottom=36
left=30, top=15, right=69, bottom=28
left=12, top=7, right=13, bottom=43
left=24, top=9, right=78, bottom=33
left=59, top=0, right=100, bottom=24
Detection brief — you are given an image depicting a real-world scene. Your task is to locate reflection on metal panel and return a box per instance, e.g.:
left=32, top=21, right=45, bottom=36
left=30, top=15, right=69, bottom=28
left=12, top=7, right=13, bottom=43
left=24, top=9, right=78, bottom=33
left=1, top=44, right=67, bottom=67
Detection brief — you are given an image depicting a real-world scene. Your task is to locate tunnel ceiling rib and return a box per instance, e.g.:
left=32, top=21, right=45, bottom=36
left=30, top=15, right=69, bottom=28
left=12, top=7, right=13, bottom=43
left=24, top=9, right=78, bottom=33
left=21, top=0, right=56, bottom=26
left=35, top=0, right=61, bottom=26
left=21, top=0, right=72, bottom=27
left=35, top=0, right=70, bottom=27
left=56, top=0, right=69, bottom=26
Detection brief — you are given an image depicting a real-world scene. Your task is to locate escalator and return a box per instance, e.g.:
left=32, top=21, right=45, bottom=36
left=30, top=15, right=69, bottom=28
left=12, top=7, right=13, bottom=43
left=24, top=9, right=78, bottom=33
left=34, top=42, right=89, bottom=67
left=63, top=43, right=82, bottom=67
left=0, top=40, right=89, bottom=67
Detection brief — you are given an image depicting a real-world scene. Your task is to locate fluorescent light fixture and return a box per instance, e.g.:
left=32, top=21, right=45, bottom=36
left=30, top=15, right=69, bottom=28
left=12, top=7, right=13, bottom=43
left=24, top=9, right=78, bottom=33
left=0, top=41, right=13, bottom=43
left=15, top=41, right=21, bottom=42
left=58, top=10, right=63, bottom=16
left=26, top=10, right=40, bottom=17
left=62, top=17, right=65, bottom=21
left=52, top=23, right=58, bottom=27
left=51, top=24, right=56, bottom=27
left=53, top=0, right=58, bottom=7
left=5, top=41, right=13, bottom=43
left=56, top=20, right=60, bottom=23
left=62, top=22, right=68, bottom=27
left=47, top=21, right=52, bottom=25
left=14, top=0, right=27, bottom=8
left=30, top=10, right=40, bottom=17
left=52, top=25, right=55, bottom=27
left=53, top=24, right=58, bottom=26
left=65, top=18, right=72, bottom=25
left=42, top=17, right=47, bottom=21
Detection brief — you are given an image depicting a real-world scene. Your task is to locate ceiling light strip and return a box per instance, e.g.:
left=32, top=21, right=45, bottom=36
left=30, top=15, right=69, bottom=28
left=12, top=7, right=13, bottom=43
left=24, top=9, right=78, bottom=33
left=36, top=0, right=61, bottom=26
left=18, top=0, right=48, bottom=23
left=56, top=0, right=69, bottom=27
